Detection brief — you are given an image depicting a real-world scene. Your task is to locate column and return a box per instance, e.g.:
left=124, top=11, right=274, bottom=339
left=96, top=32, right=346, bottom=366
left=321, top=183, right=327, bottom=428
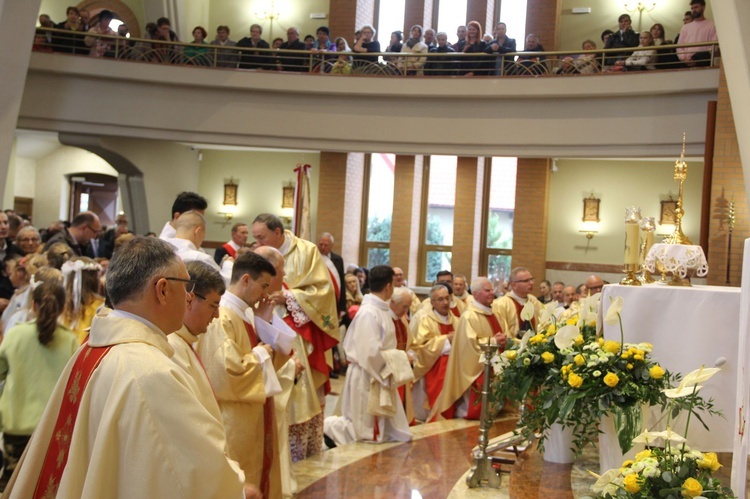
left=512, top=158, right=550, bottom=286
left=452, top=157, right=484, bottom=280
left=390, top=154, right=424, bottom=286
left=525, top=0, right=562, bottom=50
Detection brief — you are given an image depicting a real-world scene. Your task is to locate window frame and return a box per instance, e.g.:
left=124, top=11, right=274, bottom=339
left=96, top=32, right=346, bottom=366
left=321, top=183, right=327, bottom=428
left=359, top=154, right=392, bottom=267
left=479, top=158, right=513, bottom=278
left=417, top=156, right=455, bottom=286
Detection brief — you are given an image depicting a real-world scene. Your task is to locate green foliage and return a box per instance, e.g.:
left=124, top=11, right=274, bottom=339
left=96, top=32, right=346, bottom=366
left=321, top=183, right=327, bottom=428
left=367, top=216, right=391, bottom=242
left=487, top=210, right=513, bottom=249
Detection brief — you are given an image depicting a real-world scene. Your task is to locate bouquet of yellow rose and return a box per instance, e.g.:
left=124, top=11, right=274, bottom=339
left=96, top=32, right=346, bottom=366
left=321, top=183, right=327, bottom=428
left=491, top=296, right=719, bottom=456
left=591, top=367, right=735, bottom=498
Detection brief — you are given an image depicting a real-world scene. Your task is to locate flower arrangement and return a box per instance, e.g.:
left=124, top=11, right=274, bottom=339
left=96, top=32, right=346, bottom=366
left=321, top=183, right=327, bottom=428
left=491, top=295, right=719, bottom=456
left=590, top=367, right=735, bottom=498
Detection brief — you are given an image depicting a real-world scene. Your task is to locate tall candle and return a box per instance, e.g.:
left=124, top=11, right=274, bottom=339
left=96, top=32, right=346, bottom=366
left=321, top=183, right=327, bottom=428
left=625, top=222, right=640, bottom=264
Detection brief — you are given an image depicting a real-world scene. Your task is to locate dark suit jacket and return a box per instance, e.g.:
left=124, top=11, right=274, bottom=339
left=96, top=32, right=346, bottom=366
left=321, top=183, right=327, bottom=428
left=329, top=252, right=346, bottom=315
left=605, top=29, right=640, bottom=65
left=43, top=228, right=86, bottom=257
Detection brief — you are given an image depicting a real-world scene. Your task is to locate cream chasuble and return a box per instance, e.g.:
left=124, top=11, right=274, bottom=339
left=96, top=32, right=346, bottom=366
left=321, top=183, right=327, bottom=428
left=411, top=311, right=458, bottom=381
left=492, top=292, right=543, bottom=339
left=6, top=312, right=245, bottom=499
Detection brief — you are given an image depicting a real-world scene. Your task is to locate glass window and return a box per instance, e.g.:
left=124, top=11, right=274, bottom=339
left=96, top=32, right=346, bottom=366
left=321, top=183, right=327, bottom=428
left=499, top=0, right=528, bottom=50
left=377, top=0, right=406, bottom=43
left=419, top=156, right=457, bottom=285
left=360, top=154, right=395, bottom=268
left=481, top=157, right=517, bottom=293
left=435, top=0, right=468, bottom=44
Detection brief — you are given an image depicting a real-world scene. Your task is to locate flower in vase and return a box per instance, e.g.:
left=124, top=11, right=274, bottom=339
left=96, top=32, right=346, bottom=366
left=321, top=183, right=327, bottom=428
left=520, top=301, right=535, bottom=321
left=568, top=372, right=583, bottom=388
left=554, top=325, right=579, bottom=349
left=541, top=352, right=555, bottom=364
left=603, top=340, right=621, bottom=354
left=603, top=372, right=619, bottom=387
left=623, top=473, right=641, bottom=493
left=681, top=477, right=703, bottom=497
left=634, top=449, right=653, bottom=462
left=698, top=452, right=723, bottom=472
left=604, top=296, right=624, bottom=325
left=574, top=354, right=585, bottom=366
left=505, top=350, right=517, bottom=361
left=649, top=364, right=665, bottom=379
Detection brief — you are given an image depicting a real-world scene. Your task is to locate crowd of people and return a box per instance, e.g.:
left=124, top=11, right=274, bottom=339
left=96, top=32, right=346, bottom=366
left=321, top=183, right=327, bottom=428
left=0, top=188, right=619, bottom=496
left=33, top=0, right=718, bottom=75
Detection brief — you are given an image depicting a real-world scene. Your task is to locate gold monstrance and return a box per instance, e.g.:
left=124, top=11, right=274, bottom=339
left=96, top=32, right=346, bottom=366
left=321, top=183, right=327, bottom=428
left=663, top=133, right=693, bottom=245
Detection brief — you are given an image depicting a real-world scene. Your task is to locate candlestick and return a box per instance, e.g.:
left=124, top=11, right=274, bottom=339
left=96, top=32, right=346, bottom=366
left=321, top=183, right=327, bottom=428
left=621, top=207, right=642, bottom=286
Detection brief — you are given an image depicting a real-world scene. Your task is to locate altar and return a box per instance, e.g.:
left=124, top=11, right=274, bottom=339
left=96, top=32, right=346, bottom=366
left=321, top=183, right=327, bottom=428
left=601, top=283, right=739, bottom=452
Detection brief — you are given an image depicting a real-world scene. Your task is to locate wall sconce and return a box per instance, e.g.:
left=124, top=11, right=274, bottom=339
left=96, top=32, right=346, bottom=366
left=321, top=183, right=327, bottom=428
left=217, top=178, right=238, bottom=224
left=281, top=181, right=294, bottom=209
left=579, top=221, right=599, bottom=239
left=624, top=2, right=657, bottom=31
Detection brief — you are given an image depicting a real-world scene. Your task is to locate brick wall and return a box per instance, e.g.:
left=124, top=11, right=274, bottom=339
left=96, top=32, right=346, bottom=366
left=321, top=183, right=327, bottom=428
left=707, top=67, right=748, bottom=285
left=329, top=0, right=375, bottom=42
left=525, top=0, right=562, bottom=51
left=452, top=157, right=483, bottom=279
left=343, top=153, right=365, bottom=266
left=466, top=0, right=493, bottom=34
left=390, top=155, right=424, bottom=285
left=404, top=0, right=434, bottom=31
left=317, top=151, right=349, bottom=252
left=512, top=158, right=551, bottom=286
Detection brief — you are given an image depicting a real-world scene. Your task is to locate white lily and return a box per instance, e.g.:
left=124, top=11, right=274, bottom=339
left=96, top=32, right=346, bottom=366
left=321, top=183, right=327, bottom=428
left=554, top=324, right=580, bottom=349
left=681, top=366, right=720, bottom=389
left=632, top=430, right=660, bottom=445
left=589, top=468, right=619, bottom=493
left=520, top=300, right=535, bottom=321
left=604, top=296, right=624, bottom=325
left=652, top=428, right=686, bottom=443
left=663, top=385, right=703, bottom=399
left=538, top=307, right=551, bottom=326
left=517, top=329, right=534, bottom=354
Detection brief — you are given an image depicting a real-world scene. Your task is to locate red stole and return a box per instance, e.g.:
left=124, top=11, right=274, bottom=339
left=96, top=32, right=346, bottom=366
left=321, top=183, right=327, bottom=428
left=483, top=313, right=503, bottom=334
left=450, top=306, right=461, bottom=318
left=222, top=242, right=237, bottom=258
left=33, top=344, right=113, bottom=499
left=281, top=284, right=338, bottom=395
left=243, top=321, right=275, bottom=499
left=511, top=298, right=536, bottom=335
left=327, top=268, right=341, bottom=301
left=424, top=321, right=454, bottom=415
left=393, top=318, right=408, bottom=352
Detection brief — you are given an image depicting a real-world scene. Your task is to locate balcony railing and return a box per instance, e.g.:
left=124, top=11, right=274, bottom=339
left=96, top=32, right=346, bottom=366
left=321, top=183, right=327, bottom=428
left=33, top=27, right=719, bottom=77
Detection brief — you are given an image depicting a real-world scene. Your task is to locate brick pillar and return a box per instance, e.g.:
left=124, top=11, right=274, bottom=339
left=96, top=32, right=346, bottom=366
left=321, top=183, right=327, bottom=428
left=390, top=155, right=424, bottom=286
left=329, top=0, right=375, bottom=42
left=452, top=157, right=484, bottom=281
left=343, top=153, right=365, bottom=267
left=707, top=67, right=748, bottom=286
left=525, top=0, right=562, bottom=50
left=512, top=158, right=550, bottom=286
left=466, top=0, right=493, bottom=35
left=405, top=0, right=434, bottom=31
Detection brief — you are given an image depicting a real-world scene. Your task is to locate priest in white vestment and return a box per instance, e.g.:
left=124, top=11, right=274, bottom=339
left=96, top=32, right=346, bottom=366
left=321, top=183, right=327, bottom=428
left=4, top=237, right=249, bottom=498
left=324, top=265, right=413, bottom=446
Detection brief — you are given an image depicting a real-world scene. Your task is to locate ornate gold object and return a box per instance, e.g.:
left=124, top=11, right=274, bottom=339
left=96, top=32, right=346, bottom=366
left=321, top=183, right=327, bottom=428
left=639, top=217, right=655, bottom=283
left=663, top=134, right=693, bottom=245
left=621, top=263, right=642, bottom=286
left=621, top=207, right=642, bottom=286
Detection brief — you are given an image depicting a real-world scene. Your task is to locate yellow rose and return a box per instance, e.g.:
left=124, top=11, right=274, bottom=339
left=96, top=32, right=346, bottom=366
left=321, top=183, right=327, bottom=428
left=621, top=460, right=634, bottom=468
left=546, top=324, right=557, bottom=337
left=635, top=449, right=652, bottom=462
left=621, top=352, right=631, bottom=359
left=623, top=473, right=641, bottom=494
left=698, top=452, right=722, bottom=472
left=627, top=363, right=634, bottom=370
left=681, top=477, right=703, bottom=497
left=603, top=340, right=621, bottom=354
left=568, top=372, right=583, bottom=388
left=634, top=354, right=644, bottom=361
left=574, top=334, right=584, bottom=346
left=636, top=349, right=645, bottom=356
left=505, top=350, right=517, bottom=361
left=541, top=352, right=555, bottom=364
left=529, top=334, right=545, bottom=345
left=649, top=365, right=665, bottom=380
left=603, top=372, right=619, bottom=388
left=574, top=354, right=585, bottom=366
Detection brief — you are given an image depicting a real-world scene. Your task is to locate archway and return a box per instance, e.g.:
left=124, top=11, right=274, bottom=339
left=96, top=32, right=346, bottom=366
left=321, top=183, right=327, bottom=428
left=77, top=0, right=141, bottom=38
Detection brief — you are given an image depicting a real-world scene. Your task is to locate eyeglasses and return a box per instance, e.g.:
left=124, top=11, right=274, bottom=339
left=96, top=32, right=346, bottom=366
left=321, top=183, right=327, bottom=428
left=86, top=225, right=103, bottom=236
left=193, top=291, right=206, bottom=300
left=18, top=237, right=40, bottom=243
left=164, top=277, right=196, bottom=293
left=513, top=277, right=535, bottom=283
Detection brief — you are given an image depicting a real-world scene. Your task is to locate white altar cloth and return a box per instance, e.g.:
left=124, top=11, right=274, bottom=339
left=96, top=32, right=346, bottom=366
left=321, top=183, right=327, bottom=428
left=601, top=283, right=739, bottom=452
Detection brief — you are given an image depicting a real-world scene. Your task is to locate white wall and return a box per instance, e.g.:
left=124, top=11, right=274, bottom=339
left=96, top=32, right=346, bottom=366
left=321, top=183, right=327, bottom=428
left=197, top=149, right=320, bottom=242
left=14, top=156, right=36, bottom=199
left=33, top=145, right=118, bottom=225
left=546, top=158, right=704, bottom=265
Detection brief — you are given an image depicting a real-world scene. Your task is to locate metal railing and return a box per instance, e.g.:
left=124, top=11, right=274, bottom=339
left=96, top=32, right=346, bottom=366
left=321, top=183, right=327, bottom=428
left=32, top=28, right=720, bottom=77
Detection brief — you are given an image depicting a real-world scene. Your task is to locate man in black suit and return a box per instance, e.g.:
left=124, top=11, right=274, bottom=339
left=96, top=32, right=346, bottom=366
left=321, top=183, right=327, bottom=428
left=317, top=232, right=346, bottom=318
left=604, top=14, right=640, bottom=66
left=43, top=211, right=102, bottom=257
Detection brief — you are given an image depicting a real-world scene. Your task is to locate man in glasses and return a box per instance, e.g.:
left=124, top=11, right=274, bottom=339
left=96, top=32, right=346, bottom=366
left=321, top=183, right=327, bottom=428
left=492, top=266, right=543, bottom=339
left=6, top=237, right=250, bottom=497
left=197, top=251, right=287, bottom=498
left=42, top=210, right=102, bottom=257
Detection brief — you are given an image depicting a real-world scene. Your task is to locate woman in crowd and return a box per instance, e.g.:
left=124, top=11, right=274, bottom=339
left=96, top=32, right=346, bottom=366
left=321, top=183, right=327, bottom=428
left=400, top=25, right=428, bottom=75
left=15, top=226, right=41, bottom=255
left=345, top=273, right=363, bottom=320
left=387, top=31, right=403, bottom=54
left=61, top=257, right=104, bottom=344
left=537, top=279, right=552, bottom=303
left=557, top=39, right=600, bottom=74
left=0, top=280, right=78, bottom=471
left=622, top=31, right=656, bottom=70
left=651, top=23, right=681, bottom=69
left=185, top=26, right=211, bottom=65
left=352, top=24, right=381, bottom=69
left=459, top=20, right=489, bottom=76
left=331, top=37, right=353, bottom=74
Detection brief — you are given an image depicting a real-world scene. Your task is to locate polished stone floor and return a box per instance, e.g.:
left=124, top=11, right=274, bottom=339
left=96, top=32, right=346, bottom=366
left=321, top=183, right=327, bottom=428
left=294, top=377, right=747, bottom=499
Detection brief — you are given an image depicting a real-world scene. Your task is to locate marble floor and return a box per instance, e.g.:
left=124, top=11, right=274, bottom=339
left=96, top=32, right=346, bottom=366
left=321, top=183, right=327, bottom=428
left=293, top=376, right=747, bottom=499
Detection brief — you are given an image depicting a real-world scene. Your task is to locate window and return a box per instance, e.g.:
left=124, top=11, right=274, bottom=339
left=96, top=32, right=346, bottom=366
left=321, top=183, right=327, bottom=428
left=499, top=0, right=528, bottom=50
left=480, top=157, right=517, bottom=293
left=360, top=153, right=395, bottom=268
left=418, top=155, right=457, bottom=285
left=435, top=0, right=468, bottom=44
left=376, top=0, right=406, bottom=42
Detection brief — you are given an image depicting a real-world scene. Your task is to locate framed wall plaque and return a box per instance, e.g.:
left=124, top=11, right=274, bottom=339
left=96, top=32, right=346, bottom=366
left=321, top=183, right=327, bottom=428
left=660, top=199, right=677, bottom=225
left=582, top=195, right=600, bottom=222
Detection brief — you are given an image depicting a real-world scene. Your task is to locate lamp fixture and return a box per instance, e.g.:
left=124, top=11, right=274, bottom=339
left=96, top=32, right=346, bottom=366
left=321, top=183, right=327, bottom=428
left=579, top=229, right=598, bottom=240
left=623, top=2, right=657, bottom=31
left=254, top=0, right=282, bottom=41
